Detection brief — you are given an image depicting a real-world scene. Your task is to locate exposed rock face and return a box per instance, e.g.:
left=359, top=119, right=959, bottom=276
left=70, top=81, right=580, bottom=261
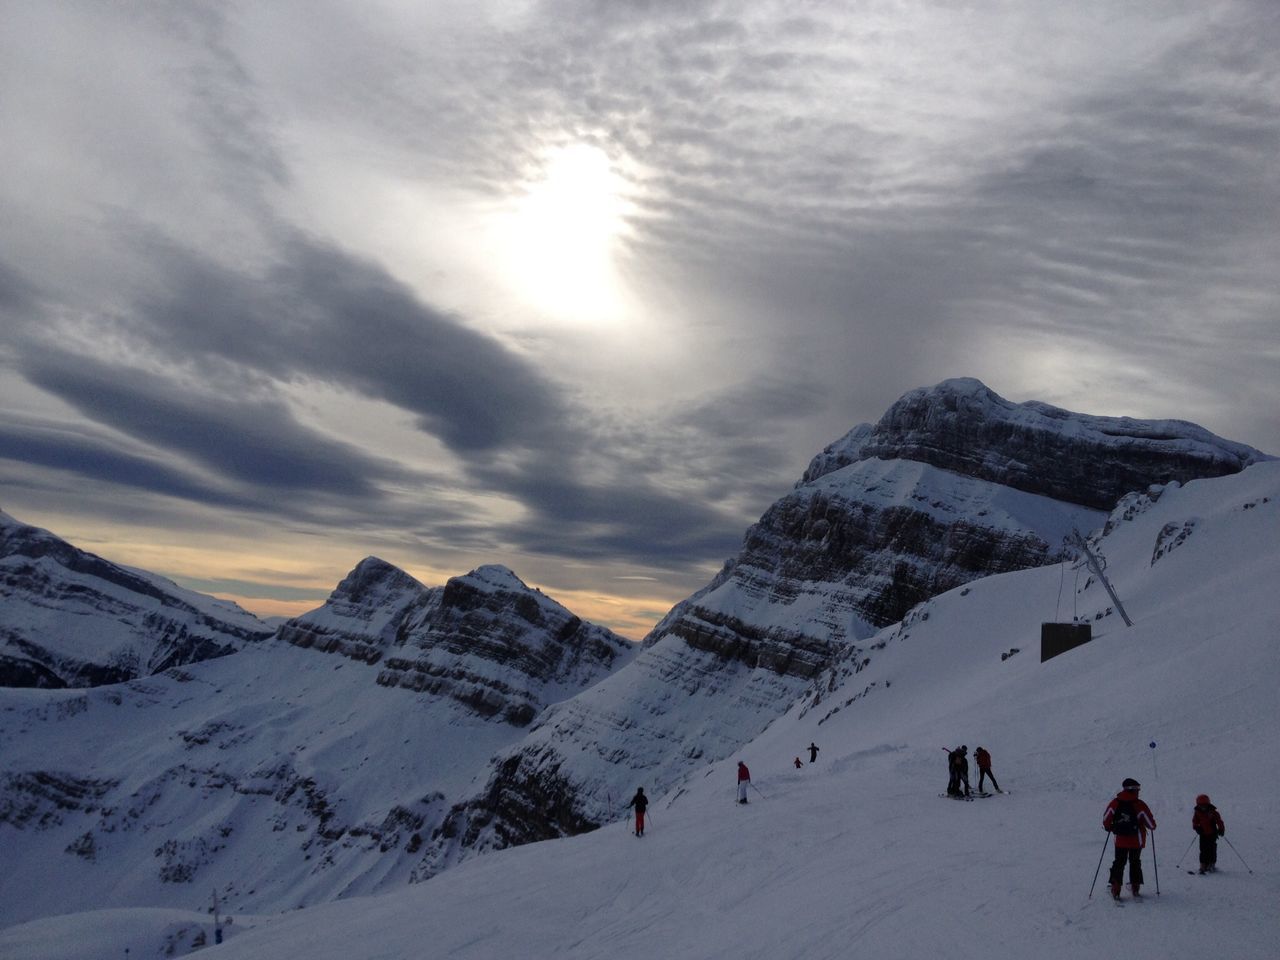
left=427, top=379, right=1270, bottom=869
left=801, top=378, right=1266, bottom=508
left=277, top=556, right=436, bottom=665
left=281, top=560, right=635, bottom=726
left=657, top=378, right=1271, bottom=660
left=0, top=557, right=636, bottom=926
left=0, top=509, right=273, bottom=688
left=2, top=379, right=1271, bottom=916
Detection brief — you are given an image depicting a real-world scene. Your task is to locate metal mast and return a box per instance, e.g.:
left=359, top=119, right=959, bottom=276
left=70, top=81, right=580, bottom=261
left=1066, top=530, right=1133, bottom=627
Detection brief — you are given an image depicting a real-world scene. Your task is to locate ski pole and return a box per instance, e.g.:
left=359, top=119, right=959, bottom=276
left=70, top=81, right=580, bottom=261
left=1174, top=835, right=1197, bottom=869
left=750, top=782, right=767, bottom=800
left=1222, top=836, right=1254, bottom=873
left=645, top=811, right=655, bottom=829
left=1088, top=831, right=1111, bottom=899
left=1151, top=830, right=1160, bottom=895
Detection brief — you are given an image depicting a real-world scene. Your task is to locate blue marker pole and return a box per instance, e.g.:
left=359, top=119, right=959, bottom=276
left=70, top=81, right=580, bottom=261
left=1149, top=741, right=1158, bottom=779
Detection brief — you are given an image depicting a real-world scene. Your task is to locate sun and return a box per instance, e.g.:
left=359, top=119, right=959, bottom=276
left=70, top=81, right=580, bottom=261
left=501, top=143, right=635, bottom=325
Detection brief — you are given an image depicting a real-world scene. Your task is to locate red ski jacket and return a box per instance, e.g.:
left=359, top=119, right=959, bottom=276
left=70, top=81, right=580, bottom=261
left=974, top=748, right=992, bottom=771
left=1103, top=790, right=1156, bottom=849
left=737, top=764, right=751, bottom=783
left=1192, top=804, right=1224, bottom=837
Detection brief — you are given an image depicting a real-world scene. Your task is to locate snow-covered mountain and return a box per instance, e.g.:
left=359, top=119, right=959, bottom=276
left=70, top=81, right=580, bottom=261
left=0, top=509, right=273, bottom=687
left=430, top=379, right=1269, bottom=869
left=281, top=557, right=637, bottom=727
left=0, top=378, right=1272, bottom=946
left=0, top=556, right=635, bottom=928
left=6, top=452, right=1278, bottom=960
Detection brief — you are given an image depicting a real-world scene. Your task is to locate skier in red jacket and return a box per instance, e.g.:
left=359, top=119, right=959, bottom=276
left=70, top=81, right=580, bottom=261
left=737, top=761, right=751, bottom=804
left=1192, top=794, right=1225, bottom=874
left=974, top=746, right=1001, bottom=794
left=1102, top=777, right=1157, bottom=899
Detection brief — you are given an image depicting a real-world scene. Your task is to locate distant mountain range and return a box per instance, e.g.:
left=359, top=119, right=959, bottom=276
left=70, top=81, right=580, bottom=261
left=0, top=377, right=1270, bottom=927
left=0, top=510, right=273, bottom=687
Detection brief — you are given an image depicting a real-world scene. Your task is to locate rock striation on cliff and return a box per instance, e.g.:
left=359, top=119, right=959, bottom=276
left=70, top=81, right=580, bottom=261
left=426, top=379, right=1270, bottom=871
left=0, top=509, right=272, bottom=688
left=280, top=559, right=635, bottom=726
left=0, top=550, right=635, bottom=926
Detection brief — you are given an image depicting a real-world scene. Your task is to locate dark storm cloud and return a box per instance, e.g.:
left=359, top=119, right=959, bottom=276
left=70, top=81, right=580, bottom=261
left=481, top=462, right=744, bottom=565
left=118, top=232, right=569, bottom=456
left=7, top=224, right=758, bottom=569
left=0, top=418, right=256, bottom=511
left=466, top=376, right=833, bottom=566
left=20, top=348, right=407, bottom=498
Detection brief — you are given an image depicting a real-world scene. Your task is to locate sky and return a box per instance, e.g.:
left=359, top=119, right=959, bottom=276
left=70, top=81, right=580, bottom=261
left=1, top=0, right=1278, bottom=637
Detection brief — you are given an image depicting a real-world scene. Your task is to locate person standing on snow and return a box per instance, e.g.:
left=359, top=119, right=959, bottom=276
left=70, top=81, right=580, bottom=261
left=794, top=757, right=803, bottom=769
left=974, top=746, right=1001, bottom=793
left=1103, top=777, right=1157, bottom=899
left=946, top=747, right=962, bottom=796
left=1192, top=794, right=1225, bottom=874
left=808, top=742, right=820, bottom=764
left=947, top=746, right=971, bottom=797
left=627, top=787, right=648, bottom=836
left=737, top=761, right=752, bottom=804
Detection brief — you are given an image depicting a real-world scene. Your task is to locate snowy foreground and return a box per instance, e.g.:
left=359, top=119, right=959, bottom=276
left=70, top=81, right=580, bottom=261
left=4, top=463, right=1279, bottom=960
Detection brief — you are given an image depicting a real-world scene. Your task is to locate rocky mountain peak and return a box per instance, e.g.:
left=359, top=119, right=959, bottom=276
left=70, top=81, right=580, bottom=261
left=459, top=564, right=527, bottom=591
left=802, top=378, right=1271, bottom=509
left=0, top=509, right=272, bottom=688
left=436, top=379, right=1271, bottom=876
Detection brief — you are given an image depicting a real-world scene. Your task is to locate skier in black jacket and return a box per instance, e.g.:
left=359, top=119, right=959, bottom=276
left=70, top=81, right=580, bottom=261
left=947, top=746, right=972, bottom=797
left=627, top=787, right=648, bottom=836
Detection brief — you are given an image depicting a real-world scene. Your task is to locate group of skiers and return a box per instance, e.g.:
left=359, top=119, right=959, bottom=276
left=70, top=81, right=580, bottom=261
left=1100, top=778, right=1227, bottom=899
left=792, top=742, right=820, bottom=770
left=625, top=747, right=1232, bottom=896
left=627, top=746, right=821, bottom=834
left=945, top=744, right=1001, bottom=797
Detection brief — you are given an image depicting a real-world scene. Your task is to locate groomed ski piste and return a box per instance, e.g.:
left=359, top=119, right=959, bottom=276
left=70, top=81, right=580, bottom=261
left=3, top=462, right=1278, bottom=960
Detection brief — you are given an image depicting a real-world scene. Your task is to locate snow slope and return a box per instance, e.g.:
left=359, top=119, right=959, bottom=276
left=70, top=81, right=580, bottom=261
left=0, top=508, right=272, bottom=686
left=0, top=562, right=635, bottom=928
left=5, top=462, right=1275, bottom=959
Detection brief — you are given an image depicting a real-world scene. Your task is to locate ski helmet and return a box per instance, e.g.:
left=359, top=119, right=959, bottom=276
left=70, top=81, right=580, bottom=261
left=1196, top=793, right=1210, bottom=805
left=1122, top=777, right=1141, bottom=790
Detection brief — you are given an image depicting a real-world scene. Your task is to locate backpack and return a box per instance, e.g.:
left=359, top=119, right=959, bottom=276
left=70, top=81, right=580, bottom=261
left=1111, top=798, right=1140, bottom=836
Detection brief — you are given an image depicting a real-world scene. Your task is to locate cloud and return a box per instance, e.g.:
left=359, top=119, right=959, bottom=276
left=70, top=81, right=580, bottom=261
left=0, top=417, right=256, bottom=511
left=1, top=0, right=1277, bottom=632
left=5, top=225, right=765, bottom=573
left=20, top=348, right=408, bottom=498
left=101, top=231, right=570, bottom=458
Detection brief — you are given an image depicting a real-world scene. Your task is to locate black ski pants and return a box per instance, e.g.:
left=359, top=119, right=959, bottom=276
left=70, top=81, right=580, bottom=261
left=1198, top=834, right=1218, bottom=866
left=977, top=767, right=1000, bottom=792
left=1109, top=846, right=1144, bottom=887
left=946, top=772, right=970, bottom=796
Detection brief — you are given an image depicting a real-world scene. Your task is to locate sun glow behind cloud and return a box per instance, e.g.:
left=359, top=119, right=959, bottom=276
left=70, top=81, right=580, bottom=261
left=499, top=143, right=637, bottom=326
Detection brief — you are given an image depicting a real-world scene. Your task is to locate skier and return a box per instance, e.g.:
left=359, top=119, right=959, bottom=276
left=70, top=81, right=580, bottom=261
left=808, top=742, right=820, bottom=764
left=1192, top=794, right=1225, bottom=874
left=1102, top=777, right=1157, bottom=899
left=947, top=746, right=971, bottom=797
left=737, top=761, right=751, bottom=804
left=794, top=757, right=803, bottom=769
left=974, top=746, right=1001, bottom=793
left=626, top=787, right=648, bottom=836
